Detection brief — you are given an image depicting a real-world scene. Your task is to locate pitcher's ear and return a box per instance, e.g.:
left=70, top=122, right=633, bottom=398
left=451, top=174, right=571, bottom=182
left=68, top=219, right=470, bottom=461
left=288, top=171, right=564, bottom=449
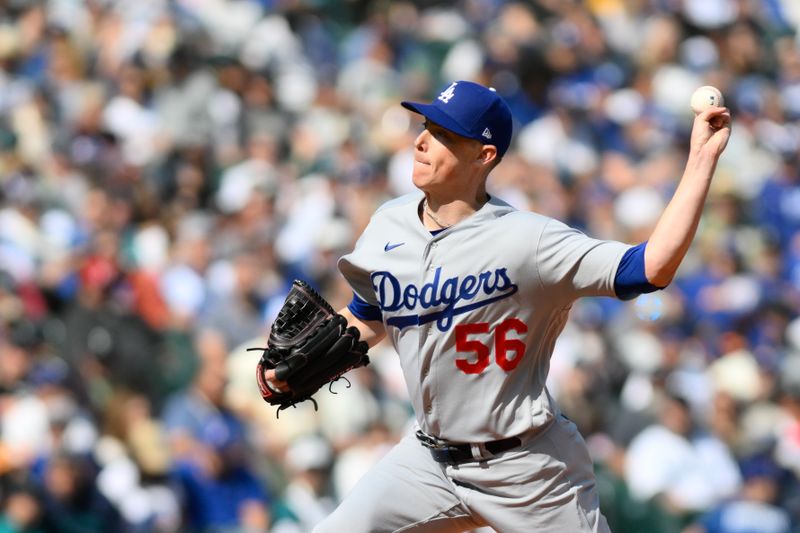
left=478, top=145, right=498, bottom=165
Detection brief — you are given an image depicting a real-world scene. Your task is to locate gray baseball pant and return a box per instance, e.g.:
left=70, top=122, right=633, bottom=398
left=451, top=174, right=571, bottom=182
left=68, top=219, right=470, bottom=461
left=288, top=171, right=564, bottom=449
left=314, top=415, right=611, bottom=532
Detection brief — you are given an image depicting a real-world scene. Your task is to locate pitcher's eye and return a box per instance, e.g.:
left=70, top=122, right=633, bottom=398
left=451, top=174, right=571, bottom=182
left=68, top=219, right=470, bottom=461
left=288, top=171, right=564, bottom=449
left=425, top=122, right=450, bottom=142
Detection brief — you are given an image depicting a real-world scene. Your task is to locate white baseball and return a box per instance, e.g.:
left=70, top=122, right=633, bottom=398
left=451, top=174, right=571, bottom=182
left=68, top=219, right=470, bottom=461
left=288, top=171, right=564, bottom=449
left=690, top=85, right=724, bottom=114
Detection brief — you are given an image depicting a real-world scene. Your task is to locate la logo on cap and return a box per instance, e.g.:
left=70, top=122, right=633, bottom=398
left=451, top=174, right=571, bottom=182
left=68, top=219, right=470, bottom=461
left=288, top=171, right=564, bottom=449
left=400, top=79, right=513, bottom=157
left=437, top=82, right=457, bottom=104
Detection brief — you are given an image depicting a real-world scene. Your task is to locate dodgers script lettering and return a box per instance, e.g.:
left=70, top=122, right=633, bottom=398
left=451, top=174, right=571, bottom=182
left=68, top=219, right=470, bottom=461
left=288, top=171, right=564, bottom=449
left=370, top=267, right=518, bottom=331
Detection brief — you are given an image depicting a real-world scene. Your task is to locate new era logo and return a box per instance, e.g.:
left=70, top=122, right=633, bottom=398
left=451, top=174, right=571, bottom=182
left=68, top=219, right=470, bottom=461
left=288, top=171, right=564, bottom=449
left=482, top=128, right=492, bottom=139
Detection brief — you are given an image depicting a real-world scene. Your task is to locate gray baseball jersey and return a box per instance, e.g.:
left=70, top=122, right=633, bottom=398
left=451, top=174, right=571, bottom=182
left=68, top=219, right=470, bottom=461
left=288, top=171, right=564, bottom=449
left=339, top=192, right=630, bottom=443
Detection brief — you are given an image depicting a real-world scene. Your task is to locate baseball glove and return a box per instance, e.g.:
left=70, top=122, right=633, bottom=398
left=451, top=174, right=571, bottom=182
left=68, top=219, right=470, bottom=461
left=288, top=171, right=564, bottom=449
left=251, top=280, right=370, bottom=413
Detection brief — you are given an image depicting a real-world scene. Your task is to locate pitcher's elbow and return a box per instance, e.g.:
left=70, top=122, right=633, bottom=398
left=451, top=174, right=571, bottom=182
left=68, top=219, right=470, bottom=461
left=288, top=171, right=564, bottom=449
left=645, top=263, right=675, bottom=288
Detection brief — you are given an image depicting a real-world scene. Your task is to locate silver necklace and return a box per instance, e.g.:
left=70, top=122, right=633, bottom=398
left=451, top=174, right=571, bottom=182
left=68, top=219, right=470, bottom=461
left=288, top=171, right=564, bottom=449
left=423, top=198, right=451, bottom=228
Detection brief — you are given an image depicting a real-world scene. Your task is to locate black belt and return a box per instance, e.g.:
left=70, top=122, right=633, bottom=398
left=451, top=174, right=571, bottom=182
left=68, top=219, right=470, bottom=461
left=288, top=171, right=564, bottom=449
left=415, top=430, right=521, bottom=464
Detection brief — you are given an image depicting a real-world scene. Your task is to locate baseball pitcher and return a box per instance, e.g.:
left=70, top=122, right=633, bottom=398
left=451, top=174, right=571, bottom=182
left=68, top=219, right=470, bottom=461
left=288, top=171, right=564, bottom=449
left=261, top=80, right=731, bottom=532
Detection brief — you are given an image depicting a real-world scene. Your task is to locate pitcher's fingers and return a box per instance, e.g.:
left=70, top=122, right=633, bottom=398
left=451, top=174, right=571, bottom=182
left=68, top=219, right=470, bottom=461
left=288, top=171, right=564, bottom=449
left=700, top=107, right=731, bottom=129
left=262, top=367, right=290, bottom=392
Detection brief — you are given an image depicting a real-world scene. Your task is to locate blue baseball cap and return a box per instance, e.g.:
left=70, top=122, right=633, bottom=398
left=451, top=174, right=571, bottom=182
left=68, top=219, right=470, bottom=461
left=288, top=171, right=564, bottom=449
left=402, top=80, right=513, bottom=157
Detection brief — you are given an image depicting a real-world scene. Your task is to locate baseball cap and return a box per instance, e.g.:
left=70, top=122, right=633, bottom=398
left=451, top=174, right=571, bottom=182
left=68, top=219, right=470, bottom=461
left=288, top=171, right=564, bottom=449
left=402, top=80, right=513, bottom=157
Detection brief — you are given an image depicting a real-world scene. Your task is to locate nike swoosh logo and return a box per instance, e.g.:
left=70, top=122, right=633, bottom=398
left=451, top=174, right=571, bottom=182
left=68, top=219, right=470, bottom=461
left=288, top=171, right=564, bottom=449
left=384, top=242, right=405, bottom=252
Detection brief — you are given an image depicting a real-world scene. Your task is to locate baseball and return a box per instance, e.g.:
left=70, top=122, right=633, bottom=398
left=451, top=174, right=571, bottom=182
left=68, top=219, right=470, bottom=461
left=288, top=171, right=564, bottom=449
left=690, top=85, right=724, bottom=114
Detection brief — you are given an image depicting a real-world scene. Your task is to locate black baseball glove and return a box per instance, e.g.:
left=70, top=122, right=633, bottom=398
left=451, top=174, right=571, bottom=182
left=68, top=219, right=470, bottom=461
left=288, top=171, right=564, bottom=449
left=252, top=280, right=370, bottom=413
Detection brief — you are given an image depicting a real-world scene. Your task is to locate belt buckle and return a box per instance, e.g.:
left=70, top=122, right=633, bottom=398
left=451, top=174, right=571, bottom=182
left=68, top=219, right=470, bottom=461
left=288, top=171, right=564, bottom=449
left=416, top=431, right=468, bottom=464
left=416, top=430, right=446, bottom=449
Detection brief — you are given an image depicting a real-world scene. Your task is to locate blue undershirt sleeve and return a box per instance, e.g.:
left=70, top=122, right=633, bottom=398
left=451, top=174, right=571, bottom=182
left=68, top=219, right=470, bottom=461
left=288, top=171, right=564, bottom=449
left=614, top=242, right=663, bottom=301
left=347, top=292, right=383, bottom=321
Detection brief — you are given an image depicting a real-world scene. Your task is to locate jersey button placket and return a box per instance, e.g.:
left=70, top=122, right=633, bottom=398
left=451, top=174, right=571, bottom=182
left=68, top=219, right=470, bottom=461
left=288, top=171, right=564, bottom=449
left=420, top=238, right=437, bottom=421
left=425, top=239, right=438, bottom=273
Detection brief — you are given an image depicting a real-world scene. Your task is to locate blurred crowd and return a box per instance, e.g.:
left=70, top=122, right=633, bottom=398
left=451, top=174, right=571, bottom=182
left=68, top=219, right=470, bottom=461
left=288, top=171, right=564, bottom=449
left=1, top=0, right=800, bottom=531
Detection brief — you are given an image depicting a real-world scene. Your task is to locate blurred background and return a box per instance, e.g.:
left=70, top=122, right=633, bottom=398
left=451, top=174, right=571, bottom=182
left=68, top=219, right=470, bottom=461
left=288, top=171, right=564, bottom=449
left=0, top=0, right=800, bottom=532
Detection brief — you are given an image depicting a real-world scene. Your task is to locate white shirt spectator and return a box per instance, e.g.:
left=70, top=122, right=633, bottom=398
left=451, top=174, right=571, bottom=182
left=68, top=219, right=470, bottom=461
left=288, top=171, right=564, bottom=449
left=625, top=424, right=742, bottom=511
